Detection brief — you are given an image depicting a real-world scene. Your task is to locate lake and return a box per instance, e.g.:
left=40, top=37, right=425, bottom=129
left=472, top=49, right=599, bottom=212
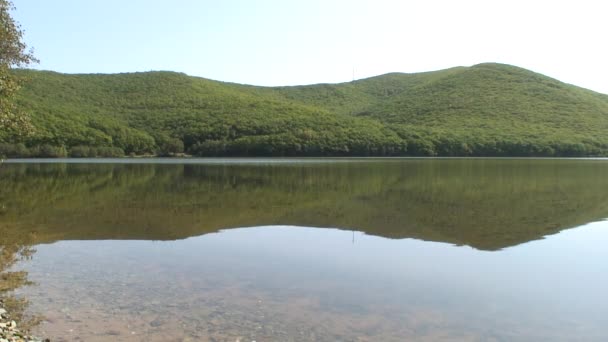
left=1, top=158, right=608, bottom=341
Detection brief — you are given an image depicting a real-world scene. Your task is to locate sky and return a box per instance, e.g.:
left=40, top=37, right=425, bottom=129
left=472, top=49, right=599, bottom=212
left=11, top=0, right=608, bottom=93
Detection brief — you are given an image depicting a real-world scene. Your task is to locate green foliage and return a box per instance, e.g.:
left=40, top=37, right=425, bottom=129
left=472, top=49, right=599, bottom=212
left=35, top=144, right=67, bottom=158
left=68, top=145, right=124, bottom=158
left=5, top=63, right=608, bottom=157
left=152, top=133, right=184, bottom=156
left=0, top=0, right=37, bottom=138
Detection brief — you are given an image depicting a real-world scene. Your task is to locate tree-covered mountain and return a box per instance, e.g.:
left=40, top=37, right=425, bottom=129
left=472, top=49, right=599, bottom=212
left=2, top=63, right=608, bottom=157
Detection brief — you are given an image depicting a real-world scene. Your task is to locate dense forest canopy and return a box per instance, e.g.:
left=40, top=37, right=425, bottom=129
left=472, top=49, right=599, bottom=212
left=2, top=63, right=608, bottom=157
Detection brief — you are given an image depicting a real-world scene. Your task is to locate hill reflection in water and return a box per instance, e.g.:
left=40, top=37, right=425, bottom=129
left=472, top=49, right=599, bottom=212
left=2, top=158, right=608, bottom=250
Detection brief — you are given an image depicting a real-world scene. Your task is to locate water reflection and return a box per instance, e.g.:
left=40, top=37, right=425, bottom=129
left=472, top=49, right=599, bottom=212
left=2, top=159, right=608, bottom=341
left=0, top=233, right=40, bottom=333
left=1, top=159, right=608, bottom=250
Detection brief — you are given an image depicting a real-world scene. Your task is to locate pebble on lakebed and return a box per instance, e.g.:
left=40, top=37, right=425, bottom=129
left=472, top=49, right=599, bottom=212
left=0, top=302, right=48, bottom=342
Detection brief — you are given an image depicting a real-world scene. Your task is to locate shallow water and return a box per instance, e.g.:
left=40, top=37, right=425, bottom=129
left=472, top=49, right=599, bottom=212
left=1, top=158, right=608, bottom=341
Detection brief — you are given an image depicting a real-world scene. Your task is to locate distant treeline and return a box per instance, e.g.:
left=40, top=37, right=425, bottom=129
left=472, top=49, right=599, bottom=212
left=1, top=135, right=604, bottom=158
left=0, top=143, right=124, bottom=158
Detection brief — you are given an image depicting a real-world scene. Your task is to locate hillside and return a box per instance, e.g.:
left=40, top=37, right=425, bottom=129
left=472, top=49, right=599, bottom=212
left=2, top=63, right=608, bottom=157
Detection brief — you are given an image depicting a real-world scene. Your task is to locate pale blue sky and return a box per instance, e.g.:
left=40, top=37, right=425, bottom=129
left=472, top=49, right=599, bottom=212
left=12, top=0, right=608, bottom=93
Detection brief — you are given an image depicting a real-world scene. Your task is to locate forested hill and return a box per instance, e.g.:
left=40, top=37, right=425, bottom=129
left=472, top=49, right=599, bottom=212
left=2, top=63, right=608, bottom=157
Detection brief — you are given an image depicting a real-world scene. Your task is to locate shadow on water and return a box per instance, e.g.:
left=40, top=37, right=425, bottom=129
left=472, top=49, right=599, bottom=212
left=1, top=158, right=608, bottom=250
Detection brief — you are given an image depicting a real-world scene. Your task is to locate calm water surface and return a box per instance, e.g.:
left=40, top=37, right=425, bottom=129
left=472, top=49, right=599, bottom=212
left=1, top=158, right=608, bottom=341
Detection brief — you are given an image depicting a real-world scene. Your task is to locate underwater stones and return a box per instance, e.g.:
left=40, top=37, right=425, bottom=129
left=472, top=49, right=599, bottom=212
left=0, top=302, right=46, bottom=342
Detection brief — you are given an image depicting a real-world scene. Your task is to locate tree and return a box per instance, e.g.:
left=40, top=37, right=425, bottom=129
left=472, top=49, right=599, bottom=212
left=1, top=0, right=37, bottom=139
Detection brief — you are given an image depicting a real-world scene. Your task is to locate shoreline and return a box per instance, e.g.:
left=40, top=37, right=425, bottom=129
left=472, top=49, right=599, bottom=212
left=0, top=300, right=47, bottom=342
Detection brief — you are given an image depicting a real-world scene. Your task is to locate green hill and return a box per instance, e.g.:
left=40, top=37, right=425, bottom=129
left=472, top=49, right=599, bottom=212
left=2, top=63, right=608, bottom=157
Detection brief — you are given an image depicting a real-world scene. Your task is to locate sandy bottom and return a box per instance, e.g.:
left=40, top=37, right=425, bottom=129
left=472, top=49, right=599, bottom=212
left=26, top=280, right=487, bottom=342
left=13, top=228, right=608, bottom=342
